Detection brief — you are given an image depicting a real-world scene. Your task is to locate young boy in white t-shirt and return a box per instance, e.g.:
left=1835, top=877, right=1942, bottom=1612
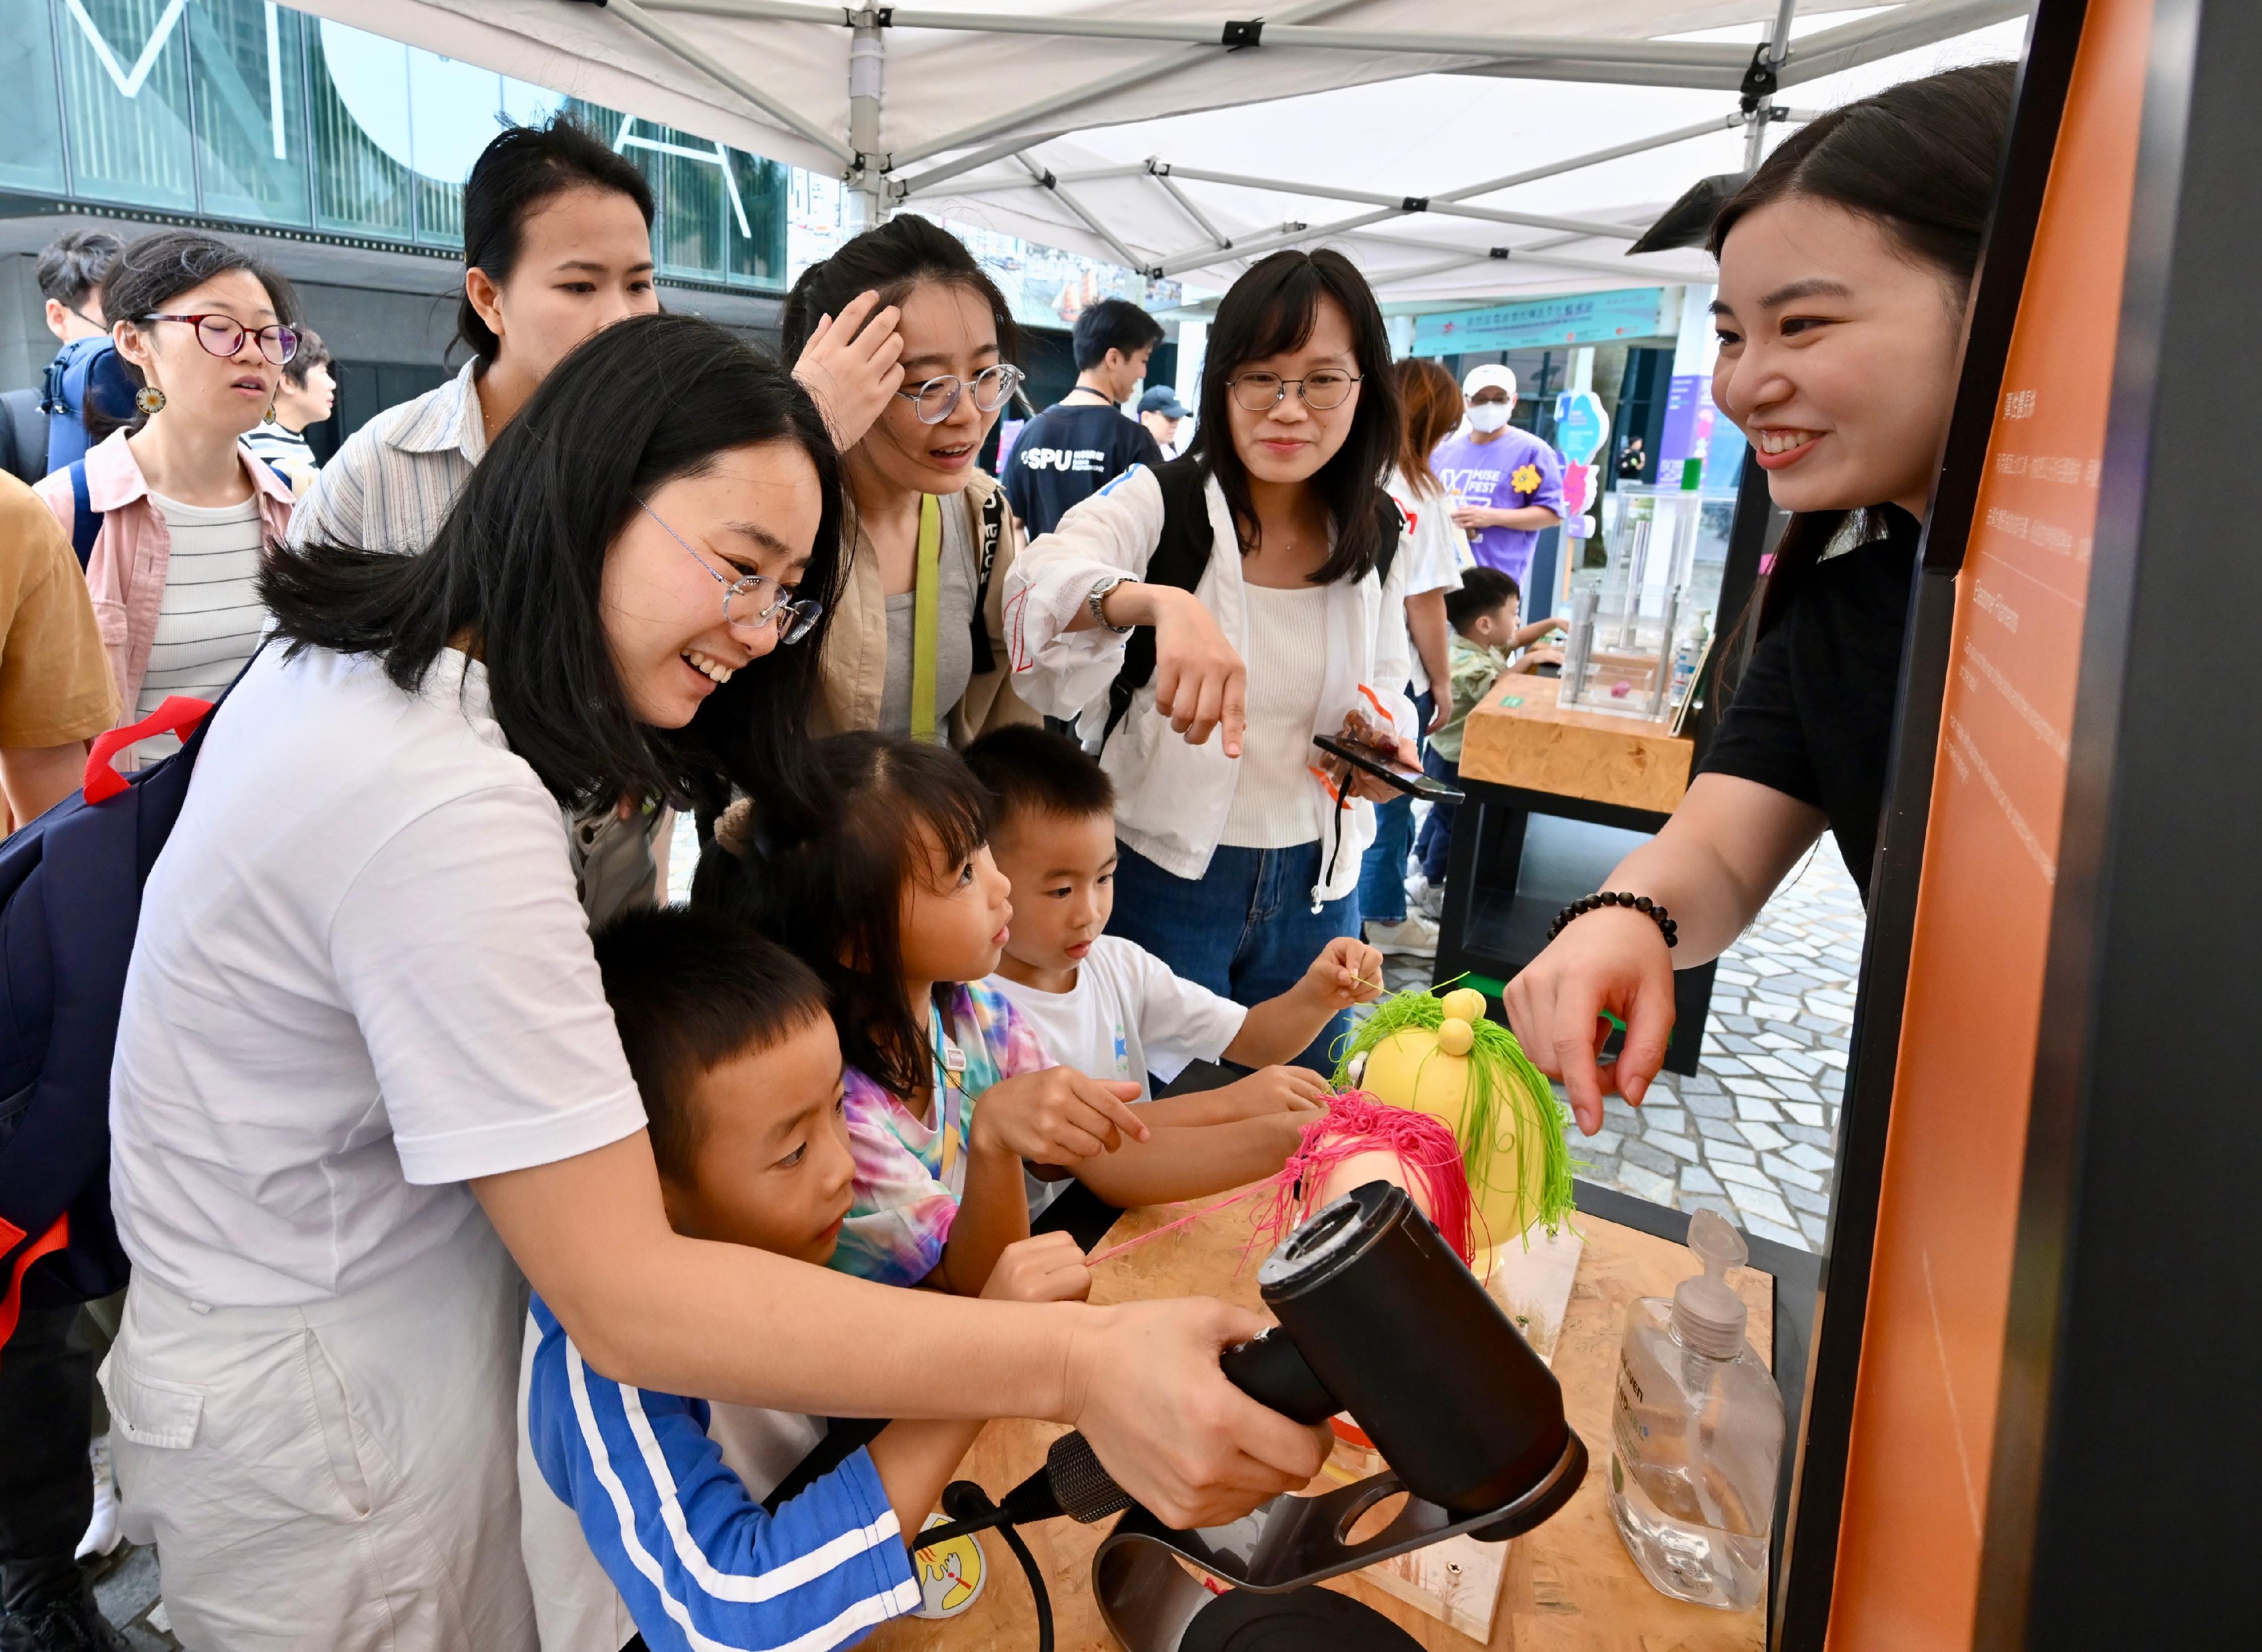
left=965, top=726, right=1385, bottom=1213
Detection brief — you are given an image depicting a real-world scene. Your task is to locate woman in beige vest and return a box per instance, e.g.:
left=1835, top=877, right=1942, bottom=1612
left=782, top=215, right=1035, bottom=746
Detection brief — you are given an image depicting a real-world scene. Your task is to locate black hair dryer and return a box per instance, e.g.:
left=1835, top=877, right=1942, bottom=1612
left=985, top=1180, right=1589, bottom=1650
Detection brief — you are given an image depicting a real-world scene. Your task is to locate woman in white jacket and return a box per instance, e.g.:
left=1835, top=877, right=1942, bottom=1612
left=1005, top=249, right=1413, bottom=1069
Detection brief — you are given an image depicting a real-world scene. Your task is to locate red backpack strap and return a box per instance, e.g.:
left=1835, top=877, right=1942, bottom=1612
left=0, top=1213, right=69, bottom=1367
left=83, top=696, right=213, bottom=805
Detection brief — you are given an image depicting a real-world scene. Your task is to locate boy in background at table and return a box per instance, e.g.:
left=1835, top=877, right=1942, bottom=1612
left=1412, top=567, right=1565, bottom=914
left=964, top=725, right=1385, bottom=1216
left=519, top=906, right=1088, bottom=1652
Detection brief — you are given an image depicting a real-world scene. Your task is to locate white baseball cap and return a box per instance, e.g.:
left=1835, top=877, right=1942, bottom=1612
left=1462, top=364, right=1519, bottom=400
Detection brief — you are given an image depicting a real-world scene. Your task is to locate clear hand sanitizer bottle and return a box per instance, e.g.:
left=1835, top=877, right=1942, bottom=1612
left=1607, top=1210, right=1785, bottom=1610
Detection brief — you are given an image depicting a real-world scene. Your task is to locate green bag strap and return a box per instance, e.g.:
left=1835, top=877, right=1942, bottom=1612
left=909, top=493, right=944, bottom=743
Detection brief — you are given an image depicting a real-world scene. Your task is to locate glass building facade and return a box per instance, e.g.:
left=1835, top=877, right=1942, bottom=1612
left=1, top=0, right=789, bottom=289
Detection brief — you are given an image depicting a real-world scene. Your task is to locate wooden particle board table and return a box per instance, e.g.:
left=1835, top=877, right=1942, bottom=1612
left=866, top=1187, right=1771, bottom=1652
left=1435, top=674, right=1717, bottom=1076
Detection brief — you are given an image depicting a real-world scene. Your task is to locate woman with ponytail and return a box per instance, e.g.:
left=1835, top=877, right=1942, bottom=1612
left=1503, top=61, right=2018, bottom=1134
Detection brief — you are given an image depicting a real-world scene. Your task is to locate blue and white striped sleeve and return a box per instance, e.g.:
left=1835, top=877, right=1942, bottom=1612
left=525, top=1297, right=921, bottom=1652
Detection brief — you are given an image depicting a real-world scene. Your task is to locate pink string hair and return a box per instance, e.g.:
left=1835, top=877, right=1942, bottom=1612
left=1250, top=1091, right=1478, bottom=1265
left=1084, top=1092, right=1479, bottom=1270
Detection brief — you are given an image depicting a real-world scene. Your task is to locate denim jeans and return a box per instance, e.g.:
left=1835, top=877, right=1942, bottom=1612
left=1110, top=839, right=1359, bottom=1073
left=1415, top=744, right=1464, bottom=884
left=1353, top=690, right=1430, bottom=926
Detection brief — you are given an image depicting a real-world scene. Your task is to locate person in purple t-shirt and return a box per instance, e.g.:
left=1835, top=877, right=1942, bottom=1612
left=1428, top=364, right=1564, bottom=589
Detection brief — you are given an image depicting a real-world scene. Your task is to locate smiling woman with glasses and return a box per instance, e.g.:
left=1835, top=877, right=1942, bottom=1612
left=782, top=214, right=1039, bottom=747
left=93, top=312, right=1311, bottom=1651
left=31, top=230, right=303, bottom=770
left=1004, top=248, right=1410, bottom=1072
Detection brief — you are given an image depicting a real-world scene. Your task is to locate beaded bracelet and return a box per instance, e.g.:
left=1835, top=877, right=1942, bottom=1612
left=1547, top=890, right=1678, bottom=949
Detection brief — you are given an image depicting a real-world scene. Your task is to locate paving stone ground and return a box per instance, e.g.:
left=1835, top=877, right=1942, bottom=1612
left=1542, top=845, right=1862, bottom=1253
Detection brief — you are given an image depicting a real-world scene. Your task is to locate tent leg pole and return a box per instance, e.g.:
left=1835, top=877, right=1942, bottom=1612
left=848, top=14, right=887, bottom=230
left=1745, top=0, right=1799, bottom=171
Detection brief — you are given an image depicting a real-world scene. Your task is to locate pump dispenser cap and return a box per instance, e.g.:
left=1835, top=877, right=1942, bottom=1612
left=1672, top=1210, right=1750, bottom=1359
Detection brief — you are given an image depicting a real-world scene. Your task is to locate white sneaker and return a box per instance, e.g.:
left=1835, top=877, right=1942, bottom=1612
left=1365, top=915, right=1439, bottom=957
left=76, top=1433, right=121, bottom=1561
left=1404, top=872, right=1445, bottom=921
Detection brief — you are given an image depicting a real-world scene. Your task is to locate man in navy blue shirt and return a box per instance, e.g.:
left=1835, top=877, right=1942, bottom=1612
left=1004, top=297, right=1166, bottom=537
left=36, top=231, right=136, bottom=477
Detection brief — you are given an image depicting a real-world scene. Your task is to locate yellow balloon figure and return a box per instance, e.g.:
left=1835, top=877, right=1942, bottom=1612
left=1335, top=985, right=1575, bottom=1247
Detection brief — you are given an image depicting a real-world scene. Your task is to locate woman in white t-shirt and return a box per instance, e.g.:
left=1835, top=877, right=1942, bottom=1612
left=1005, top=249, right=1417, bottom=1070
left=34, top=231, right=300, bottom=765
left=100, top=315, right=1325, bottom=1649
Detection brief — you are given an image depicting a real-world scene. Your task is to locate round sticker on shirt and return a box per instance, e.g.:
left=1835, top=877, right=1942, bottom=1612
left=910, top=1512, right=987, bottom=1618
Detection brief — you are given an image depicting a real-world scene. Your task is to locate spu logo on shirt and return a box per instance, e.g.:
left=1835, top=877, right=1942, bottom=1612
left=1511, top=463, right=1543, bottom=495
left=1018, top=447, right=1109, bottom=474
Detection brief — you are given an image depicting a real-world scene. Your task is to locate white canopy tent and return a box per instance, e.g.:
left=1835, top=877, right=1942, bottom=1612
left=287, top=0, right=2032, bottom=305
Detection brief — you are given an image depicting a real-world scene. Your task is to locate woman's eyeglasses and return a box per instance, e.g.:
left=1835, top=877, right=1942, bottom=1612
left=137, top=314, right=298, bottom=366
left=636, top=499, right=824, bottom=646
left=897, top=363, right=1025, bottom=425
left=1228, top=370, right=1361, bottom=413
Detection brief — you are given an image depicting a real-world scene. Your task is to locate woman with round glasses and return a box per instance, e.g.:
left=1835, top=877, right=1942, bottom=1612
left=783, top=214, right=1037, bottom=745
left=97, top=314, right=1315, bottom=1646
left=34, top=230, right=300, bottom=765
left=1005, top=249, right=1408, bottom=1070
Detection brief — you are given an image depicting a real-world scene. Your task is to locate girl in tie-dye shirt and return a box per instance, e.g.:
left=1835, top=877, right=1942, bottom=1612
left=697, top=732, right=1149, bottom=1290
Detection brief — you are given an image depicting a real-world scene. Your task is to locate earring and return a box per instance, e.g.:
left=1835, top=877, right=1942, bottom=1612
left=135, top=385, right=166, bottom=416
left=261, top=404, right=278, bottom=425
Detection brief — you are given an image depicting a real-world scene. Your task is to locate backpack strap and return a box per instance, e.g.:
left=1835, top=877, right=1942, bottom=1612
left=1101, top=457, right=1212, bottom=746
left=968, top=485, right=1007, bottom=677
left=66, top=460, right=102, bottom=571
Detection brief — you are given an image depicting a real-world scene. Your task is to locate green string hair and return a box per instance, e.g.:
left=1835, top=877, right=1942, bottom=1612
left=1332, top=988, right=1578, bottom=1244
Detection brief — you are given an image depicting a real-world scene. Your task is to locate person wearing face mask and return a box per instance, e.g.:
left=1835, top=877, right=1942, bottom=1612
left=93, top=315, right=1327, bottom=1651
left=783, top=215, right=1038, bottom=746
left=1430, top=364, right=1564, bottom=590
left=1502, top=62, right=2016, bottom=1136
left=1005, top=249, right=1411, bottom=1070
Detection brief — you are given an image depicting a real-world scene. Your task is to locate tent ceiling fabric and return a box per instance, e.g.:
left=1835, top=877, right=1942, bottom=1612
left=288, top=0, right=2032, bottom=304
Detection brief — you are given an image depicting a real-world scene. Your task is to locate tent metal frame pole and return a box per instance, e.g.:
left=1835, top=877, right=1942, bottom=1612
left=1151, top=164, right=1638, bottom=239
left=846, top=8, right=887, bottom=226
left=1772, top=0, right=2032, bottom=86
left=1745, top=0, right=1800, bottom=172
left=888, top=0, right=1369, bottom=171
left=645, top=0, right=1758, bottom=70
left=606, top=0, right=854, bottom=165
left=1155, top=204, right=1408, bottom=277
left=1146, top=160, right=1232, bottom=250
left=1017, top=154, right=1150, bottom=274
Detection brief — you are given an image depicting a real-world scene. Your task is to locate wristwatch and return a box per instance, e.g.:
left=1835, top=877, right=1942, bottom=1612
left=1086, top=574, right=1134, bottom=634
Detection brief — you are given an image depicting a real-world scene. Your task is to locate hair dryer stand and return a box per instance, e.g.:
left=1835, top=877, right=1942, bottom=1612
left=1092, top=1430, right=1588, bottom=1651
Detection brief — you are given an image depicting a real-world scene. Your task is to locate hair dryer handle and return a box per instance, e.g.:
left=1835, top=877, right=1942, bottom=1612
left=1219, top=1327, right=1338, bottom=1425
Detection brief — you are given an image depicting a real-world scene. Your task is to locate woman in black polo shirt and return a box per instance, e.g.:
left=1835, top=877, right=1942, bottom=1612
left=1505, top=62, right=2015, bottom=1133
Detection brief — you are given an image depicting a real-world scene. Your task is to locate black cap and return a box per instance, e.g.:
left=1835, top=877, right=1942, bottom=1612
left=1137, top=384, right=1189, bottom=419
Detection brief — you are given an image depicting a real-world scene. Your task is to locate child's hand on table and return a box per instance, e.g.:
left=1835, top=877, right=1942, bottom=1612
left=1305, top=935, right=1385, bottom=1009
left=1214, top=1065, right=1331, bottom=1118
left=973, top=1067, right=1150, bottom=1165
left=981, top=1232, right=1093, bottom=1303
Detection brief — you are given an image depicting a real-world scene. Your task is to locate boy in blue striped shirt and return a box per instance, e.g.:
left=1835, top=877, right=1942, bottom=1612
left=520, top=906, right=1090, bottom=1652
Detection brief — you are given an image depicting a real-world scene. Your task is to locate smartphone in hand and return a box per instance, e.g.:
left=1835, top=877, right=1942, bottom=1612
left=1311, top=734, right=1466, bottom=803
